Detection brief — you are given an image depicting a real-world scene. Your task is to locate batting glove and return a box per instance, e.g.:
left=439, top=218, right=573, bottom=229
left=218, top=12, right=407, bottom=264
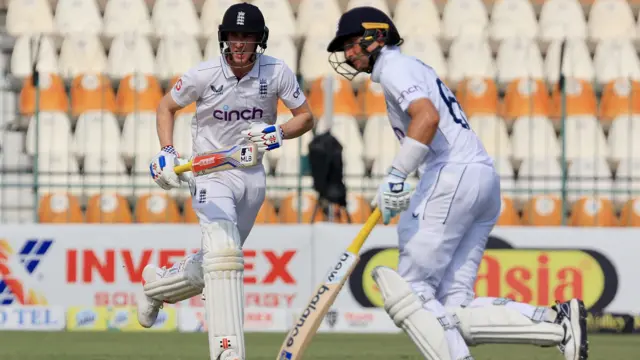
left=241, top=123, right=284, bottom=152
left=376, top=168, right=413, bottom=225
left=149, top=146, right=193, bottom=190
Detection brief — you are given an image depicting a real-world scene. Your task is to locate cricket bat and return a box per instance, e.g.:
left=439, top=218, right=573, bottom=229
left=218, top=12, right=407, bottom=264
left=174, top=143, right=258, bottom=176
left=277, top=208, right=382, bottom=360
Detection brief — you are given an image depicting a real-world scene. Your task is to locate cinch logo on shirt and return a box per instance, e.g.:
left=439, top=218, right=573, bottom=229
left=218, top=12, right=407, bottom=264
left=397, top=85, right=423, bottom=104
left=213, top=105, right=264, bottom=121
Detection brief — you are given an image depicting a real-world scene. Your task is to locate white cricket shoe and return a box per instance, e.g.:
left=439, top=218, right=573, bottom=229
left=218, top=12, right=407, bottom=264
left=553, top=299, right=588, bottom=360
left=219, top=349, right=241, bottom=360
left=136, top=264, right=164, bottom=328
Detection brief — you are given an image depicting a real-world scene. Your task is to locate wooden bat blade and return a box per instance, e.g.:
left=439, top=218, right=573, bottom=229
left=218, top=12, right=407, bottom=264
left=174, top=143, right=258, bottom=175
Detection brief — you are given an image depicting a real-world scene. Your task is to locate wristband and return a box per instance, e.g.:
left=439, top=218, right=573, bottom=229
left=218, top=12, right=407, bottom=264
left=390, top=137, right=430, bottom=176
left=161, top=145, right=178, bottom=155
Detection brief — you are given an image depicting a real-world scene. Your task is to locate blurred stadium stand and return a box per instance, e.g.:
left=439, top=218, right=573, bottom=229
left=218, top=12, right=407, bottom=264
left=1, top=0, right=640, bottom=225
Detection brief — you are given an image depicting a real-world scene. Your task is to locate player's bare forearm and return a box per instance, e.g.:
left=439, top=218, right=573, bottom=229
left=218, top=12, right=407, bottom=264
left=156, top=93, right=183, bottom=148
left=406, top=98, right=439, bottom=145
left=280, top=101, right=315, bottom=139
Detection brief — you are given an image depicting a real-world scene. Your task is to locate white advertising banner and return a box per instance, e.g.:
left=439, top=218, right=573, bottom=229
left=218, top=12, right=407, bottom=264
left=0, top=225, right=313, bottom=309
left=0, top=306, right=65, bottom=330
left=178, top=307, right=289, bottom=333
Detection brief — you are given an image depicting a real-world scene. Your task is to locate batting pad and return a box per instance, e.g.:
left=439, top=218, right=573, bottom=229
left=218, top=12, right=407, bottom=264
left=451, top=305, right=563, bottom=346
left=144, top=251, right=204, bottom=304
left=202, top=221, right=245, bottom=360
left=372, top=266, right=452, bottom=360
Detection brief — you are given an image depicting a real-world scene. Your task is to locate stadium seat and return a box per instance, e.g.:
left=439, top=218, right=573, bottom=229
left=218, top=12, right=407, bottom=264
left=278, top=191, right=325, bottom=223
left=502, top=78, right=551, bottom=120
left=86, top=193, right=134, bottom=223
left=447, top=35, right=497, bottom=86
left=563, top=115, right=609, bottom=161
left=58, top=34, right=108, bottom=80
left=401, top=37, right=448, bottom=80
left=599, top=79, right=640, bottom=124
left=73, top=111, right=122, bottom=158
left=11, top=35, right=59, bottom=79
left=183, top=198, right=199, bottom=223
left=468, top=115, right=512, bottom=159
left=325, top=115, right=364, bottom=164
left=152, top=0, right=201, bottom=37
left=0, top=173, right=35, bottom=212
left=608, top=115, right=640, bottom=162
left=333, top=193, right=372, bottom=224
left=135, top=194, right=183, bottom=223
left=363, top=114, right=399, bottom=167
left=357, top=80, right=387, bottom=117
left=442, top=0, right=489, bottom=40
left=511, top=116, right=561, bottom=161
left=255, top=198, right=279, bottom=224
left=613, top=158, right=640, bottom=206
left=204, top=36, right=222, bottom=60
left=456, top=77, right=498, bottom=117
left=70, top=74, right=118, bottom=117
left=550, top=78, right=597, bottom=121
left=266, top=37, right=298, bottom=73
left=201, top=0, right=241, bottom=36
left=570, top=196, right=618, bottom=226
left=492, top=157, right=517, bottom=195
left=107, top=34, right=156, bottom=80
left=593, top=39, right=640, bottom=86
left=0, top=91, right=17, bottom=128
left=496, top=37, right=544, bottom=86
left=296, top=0, right=341, bottom=38
left=619, top=198, right=640, bottom=226
left=394, top=0, right=441, bottom=38
left=346, top=0, right=390, bottom=14
left=6, top=0, right=55, bottom=36
left=545, top=39, right=595, bottom=85
left=538, top=0, right=588, bottom=42
left=38, top=193, right=84, bottom=223
left=252, top=0, right=296, bottom=38
left=173, top=113, right=194, bottom=158
left=496, top=195, right=521, bottom=226
left=567, top=157, right=614, bottom=203
left=307, top=76, right=359, bottom=117
left=272, top=154, right=314, bottom=199
left=0, top=132, right=32, bottom=172
left=121, top=112, right=161, bottom=164
left=299, top=35, right=337, bottom=82
left=156, top=35, right=203, bottom=81
left=82, top=153, right=133, bottom=198
left=103, top=0, right=154, bottom=38
left=521, top=195, right=564, bottom=226
left=516, top=158, right=563, bottom=203
left=489, top=0, right=538, bottom=41
left=36, top=152, right=83, bottom=196
left=116, top=74, right=163, bottom=117
left=19, top=73, right=69, bottom=116
left=54, top=0, right=103, bottom=35
left=25, top=112, right=73, bottom=156
left=587, top=0, right=635, bottom=42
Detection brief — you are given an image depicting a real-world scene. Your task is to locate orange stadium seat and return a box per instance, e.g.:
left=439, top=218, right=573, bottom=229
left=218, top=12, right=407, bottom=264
left=496, top=195, right=521, bottom=226
left=356, top=79, right=387, bottom=117
left=183, top=198, right=199, bottom=224
left=570, top=196, right=618, bottom=227
left=335, top=194, right=373, bottom=223
left=115, top=74, right=163, bottom=116
left=502, top=78, right=551, bottom=121
left=135, top=194, right=182, bottom=223
left=521, top=195, right=563, bottom=226
left=279, top=192, right=325, bottom=223
left=169, top=75, right=197, bottom=115
left=619, top=198, right=640, bottom=226
left=255, top=198, right=279, bottom=224
left=19, top=73, right=69, bottom=116
left=307, top=76, right=359, bottom=117
left=550, top=78, right=597, bottom=123
left=456, top=77, right=499, bottom=117
left=598, top=79, right=640, bottom=126
left=38, top=193, right=84, bottom=223
left=276, top=99, right=289, bottom=115
left=70, top=74, right=117, bottom=117
left=85, top=193, right=133, bottom=223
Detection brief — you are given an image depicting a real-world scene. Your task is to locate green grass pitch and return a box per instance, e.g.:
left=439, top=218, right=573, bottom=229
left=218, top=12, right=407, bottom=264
left=0, top=332, right=637, bottom=359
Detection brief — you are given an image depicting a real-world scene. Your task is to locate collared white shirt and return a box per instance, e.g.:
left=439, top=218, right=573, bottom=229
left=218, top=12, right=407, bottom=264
left=370, top=46, right=493, bottom=174
left=171, top=54, right=306, bottom=156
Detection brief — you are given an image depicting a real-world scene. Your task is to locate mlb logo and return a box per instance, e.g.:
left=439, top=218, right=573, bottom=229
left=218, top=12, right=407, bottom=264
left=240, top=146, right=253, bottom=164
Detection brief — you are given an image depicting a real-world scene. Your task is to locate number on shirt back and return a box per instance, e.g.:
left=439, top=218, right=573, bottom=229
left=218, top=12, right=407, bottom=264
left=436, top=79, right=470, bottom=129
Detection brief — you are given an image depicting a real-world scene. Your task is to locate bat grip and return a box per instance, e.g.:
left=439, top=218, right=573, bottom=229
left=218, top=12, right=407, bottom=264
left=173, top=162, right=192, bottom=175
left=346, top=208, right=381, bottom=254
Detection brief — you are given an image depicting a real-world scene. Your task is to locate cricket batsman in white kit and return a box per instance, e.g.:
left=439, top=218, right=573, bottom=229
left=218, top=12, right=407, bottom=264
left=327, top=7, right=588, bottom=360
left=136, top=3, right=314, bottom=360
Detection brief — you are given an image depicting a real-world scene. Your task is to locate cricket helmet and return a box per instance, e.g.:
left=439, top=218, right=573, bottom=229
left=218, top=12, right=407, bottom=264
left=327, top=6, right=403, bottom=80
left=218, top=2, right=269, bottom=65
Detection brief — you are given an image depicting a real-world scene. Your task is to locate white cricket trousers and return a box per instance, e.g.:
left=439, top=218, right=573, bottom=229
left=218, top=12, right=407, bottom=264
left=191, top=164, right=266, bottom=244
left=396, top=162, right=501, bottom=307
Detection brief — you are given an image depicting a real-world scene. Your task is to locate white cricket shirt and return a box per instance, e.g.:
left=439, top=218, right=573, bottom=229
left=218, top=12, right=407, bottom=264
left=370, top=46, right=493, bottom=175
left=170, top=54, right=306, bottom=157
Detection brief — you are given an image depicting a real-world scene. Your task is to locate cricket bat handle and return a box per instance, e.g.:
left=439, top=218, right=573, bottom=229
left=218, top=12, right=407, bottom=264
left=347, top=208, right=381, bottom=254
left=174, top=162, right=192, bottom=175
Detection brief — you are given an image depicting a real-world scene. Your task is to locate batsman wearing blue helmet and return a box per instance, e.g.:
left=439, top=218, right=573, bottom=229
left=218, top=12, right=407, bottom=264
left=327, top=6, right=587, bottom=360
